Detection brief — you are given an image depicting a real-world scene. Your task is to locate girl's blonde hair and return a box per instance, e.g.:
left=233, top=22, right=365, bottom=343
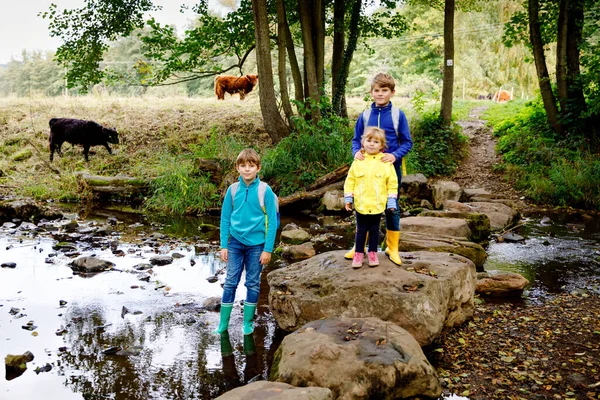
left=361, top=127, right=387, bottom=150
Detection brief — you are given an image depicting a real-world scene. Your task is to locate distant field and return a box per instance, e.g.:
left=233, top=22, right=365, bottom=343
left=0, top=95, right=380, bottom=204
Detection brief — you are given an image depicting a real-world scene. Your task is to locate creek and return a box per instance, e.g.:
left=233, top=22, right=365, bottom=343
left=1, top=206, right=599, bottom=399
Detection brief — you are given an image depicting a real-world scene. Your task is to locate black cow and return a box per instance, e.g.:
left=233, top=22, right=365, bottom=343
left=49, top=118, right=119, bottom=162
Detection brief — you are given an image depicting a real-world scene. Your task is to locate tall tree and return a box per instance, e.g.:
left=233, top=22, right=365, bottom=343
left=440, top=0, right=455, bottom=125
left=528, top=0, right=561, bottom=131
left=332, top=0, right=361, bottom=117
left=252, top=0, right=289, bottom=141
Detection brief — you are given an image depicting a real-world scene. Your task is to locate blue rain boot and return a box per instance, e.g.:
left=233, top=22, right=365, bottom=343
left=242, top=302, right=257, bottom=335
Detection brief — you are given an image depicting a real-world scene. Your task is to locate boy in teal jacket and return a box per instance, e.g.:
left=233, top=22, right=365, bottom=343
left=215, top=148, right=278, bottom=335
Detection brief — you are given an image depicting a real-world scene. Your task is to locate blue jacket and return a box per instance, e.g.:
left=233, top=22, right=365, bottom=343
left=352, top=101, right=413, bottom=167
left=220, top=176, right=278, bottom=253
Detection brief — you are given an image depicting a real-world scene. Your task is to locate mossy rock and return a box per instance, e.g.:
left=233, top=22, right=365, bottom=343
left=12, top=149, right=33, bottom=162
left=5, top=351, right=34, bottom=371
left=419, top=210, right=490, bottom=243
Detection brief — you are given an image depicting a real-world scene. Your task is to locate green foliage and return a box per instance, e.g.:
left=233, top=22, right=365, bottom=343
left=0, top=51, right=65, bottom=96
left=41, top=0, right=155, bottom=90
left=490, top=99, right=600, bottom=209
left=407, top=111, right=468, bottom=177
left=145, top=152, right=221, bottom=215
left=261, top=102, right=354, bottom=196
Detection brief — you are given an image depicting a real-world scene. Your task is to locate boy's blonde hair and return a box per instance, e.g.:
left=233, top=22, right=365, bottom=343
left=371, top=73, right=395, bottom=91
left=362, top=127, right=387, bottom=150
left=236, top=148, right=261, bottom=166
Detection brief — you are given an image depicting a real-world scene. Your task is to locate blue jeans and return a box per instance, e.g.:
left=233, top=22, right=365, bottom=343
left=385, top=161, right=402, bottom=231
left=221, top=236, right=263, bottom=304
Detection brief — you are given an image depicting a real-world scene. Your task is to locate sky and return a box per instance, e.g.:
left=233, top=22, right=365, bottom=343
left=0, top=0, right=228, bottom=65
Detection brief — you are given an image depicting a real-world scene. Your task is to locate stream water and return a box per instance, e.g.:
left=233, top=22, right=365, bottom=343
left=1, top=207, right=598, bottom=399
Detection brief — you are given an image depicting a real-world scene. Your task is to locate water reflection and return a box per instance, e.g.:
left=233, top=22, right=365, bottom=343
left=484, top=214, right=600, bottom=293
left=0, top=227, right=278, bottom=400
left=2, top=208, right=599, bottom=399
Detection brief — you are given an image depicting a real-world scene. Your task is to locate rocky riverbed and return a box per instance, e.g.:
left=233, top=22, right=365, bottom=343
left=1, top=198, right=599, bottom=399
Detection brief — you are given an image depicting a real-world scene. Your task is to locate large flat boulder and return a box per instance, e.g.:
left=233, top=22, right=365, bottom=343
left=401, top=216, right=472, bottom=239
left=268, top=250, right=476, bottom=346
left=215, top=381, right=332, bottom=400
left=272, top=318, right=441, bottom=399
left=399, top=231, right=487, bottom=269
left=442, top=200, right=520, bottom=231
left=419, top=210, right=491, bottom=243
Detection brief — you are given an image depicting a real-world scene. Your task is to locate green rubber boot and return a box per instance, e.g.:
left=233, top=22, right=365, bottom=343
left=242, top=302, right=257, bottom=335
left=220, top=331, right=234, bottom=356
left=243, top=332, right=256, bottom=356
left=213, top=303, right=233, bottom=334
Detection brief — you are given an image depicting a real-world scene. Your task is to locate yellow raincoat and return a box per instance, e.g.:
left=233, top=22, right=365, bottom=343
left=344, top=152, right=398, bottom=215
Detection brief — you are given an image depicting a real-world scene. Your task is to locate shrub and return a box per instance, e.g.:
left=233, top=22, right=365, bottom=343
left=261, top=101, right=354, bottom=196
left=488, top=98, right=600, bottom=210
left=406, top=111, right=468, bottom=177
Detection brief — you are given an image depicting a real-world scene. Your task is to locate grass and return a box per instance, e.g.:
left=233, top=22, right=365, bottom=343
left=0, top=95, right=377, bottom=213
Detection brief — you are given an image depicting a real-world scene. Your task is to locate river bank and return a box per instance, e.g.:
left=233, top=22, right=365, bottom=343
left=1, top=199, right=599, bottom=399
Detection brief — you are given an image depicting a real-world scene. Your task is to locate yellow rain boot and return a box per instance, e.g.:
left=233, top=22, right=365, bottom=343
left=384, top=230, right=402, bottom=266
left=344, top=233, right=368, bottom=260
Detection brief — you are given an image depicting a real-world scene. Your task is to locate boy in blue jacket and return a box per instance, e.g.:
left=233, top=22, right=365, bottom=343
left=346, top=72, right=413, bottom=265
left=214, top=148, right=278, bottom=335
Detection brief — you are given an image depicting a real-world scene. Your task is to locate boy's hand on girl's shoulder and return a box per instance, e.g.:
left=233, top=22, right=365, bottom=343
left=381, top=154, right=396, bottom=163
left=345, top=203, right=353, bottom=212
left=354, top=151, right=365, bottom=161
left=260, top=251, right=271, bottom=265
left=220, top=249, right=228, bottom=262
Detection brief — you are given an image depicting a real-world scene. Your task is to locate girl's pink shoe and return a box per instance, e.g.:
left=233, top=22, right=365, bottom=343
left=351, top=253, right=364, bottom=269
left=367, top=251, right=379, bottom=267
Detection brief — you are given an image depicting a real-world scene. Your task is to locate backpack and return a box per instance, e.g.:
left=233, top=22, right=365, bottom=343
left=362, top=106, right=408, bottom=176
left=230, top=181, right=280, bottom=231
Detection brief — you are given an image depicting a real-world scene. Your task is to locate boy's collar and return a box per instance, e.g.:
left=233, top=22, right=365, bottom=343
left=372, top=101, right=393, bottom=109
left=239, top=175, right=260, bottom=186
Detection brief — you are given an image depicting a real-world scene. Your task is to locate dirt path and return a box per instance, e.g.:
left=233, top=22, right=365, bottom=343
left=450, top=106, right=522, bottom=202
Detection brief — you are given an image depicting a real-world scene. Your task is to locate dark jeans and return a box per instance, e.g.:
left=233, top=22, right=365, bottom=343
left=221, top=236, right=263, bottom=304
left=385, top=161, right=402, bottom=231
left=355, top=212, right=381, bottom=253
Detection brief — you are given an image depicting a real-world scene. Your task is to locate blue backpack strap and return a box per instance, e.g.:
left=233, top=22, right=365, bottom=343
left=391, top=106, right=400, bottom=137
left=362, top=109, right=371, bottom=135
left=257, top=181, right=267, bottom=211
left=230, top=182, right=240, bottom=208
left=362, top=107, right=399, bottom=137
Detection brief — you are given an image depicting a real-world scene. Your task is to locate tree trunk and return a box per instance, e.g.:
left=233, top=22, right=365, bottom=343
left=252, top=0, right=290, bottom=142
left=282, top=4, right=304, bottom=106
left=298, top=0, right=321, bottom=121
left=332, top=0, right=361, bottom=117
left=528, top=0, right=561, bottom=133
left=566, top=0, right=586, bottom=114
left=440, top=0, right=455, bottom=126
left=314, top=0, right=325, bottom=95
left=276, top=0, right=294, bottom=126
left=331, top=0, right=345, bottom=112
left=556, top=0, right=568, bottom=113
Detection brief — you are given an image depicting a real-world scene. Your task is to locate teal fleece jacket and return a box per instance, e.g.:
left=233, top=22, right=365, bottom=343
left=220, top=176, right=278, bottom=253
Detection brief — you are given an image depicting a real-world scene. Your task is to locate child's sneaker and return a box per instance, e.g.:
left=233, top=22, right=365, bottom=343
left=351, top=253, right=364, bottom=269
left=367, top=251, right=379, bottom=267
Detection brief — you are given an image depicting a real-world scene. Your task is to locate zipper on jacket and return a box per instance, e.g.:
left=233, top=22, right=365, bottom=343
left=245, top=188, right=248, bottom=203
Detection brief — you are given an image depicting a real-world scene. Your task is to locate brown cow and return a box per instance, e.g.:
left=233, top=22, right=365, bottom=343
left=214, top=74, right=259, bottom=100
left=493, top=89, right=512, bottom=102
